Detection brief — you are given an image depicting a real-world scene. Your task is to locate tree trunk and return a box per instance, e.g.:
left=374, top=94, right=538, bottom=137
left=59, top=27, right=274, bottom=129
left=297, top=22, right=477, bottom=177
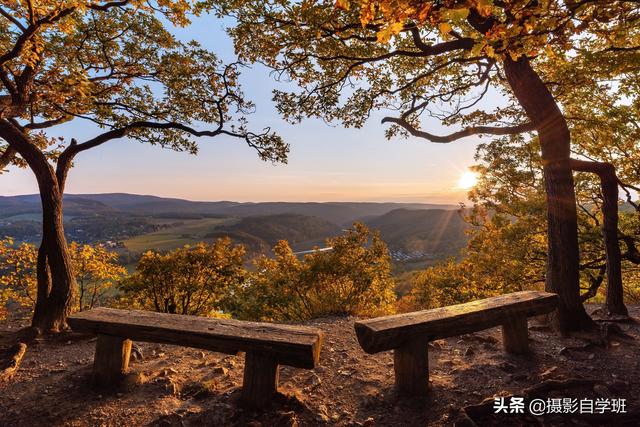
left=570, top=160, right=627, bottom=316
left=0, top=120, right=76, bottom=332
left=30, top=244, right=51, bottom=328
left=30, top=172, right=75, bottom=332
left=601, top=171, right=628, bottom=316
left=502, top=56, right=594, bottom=333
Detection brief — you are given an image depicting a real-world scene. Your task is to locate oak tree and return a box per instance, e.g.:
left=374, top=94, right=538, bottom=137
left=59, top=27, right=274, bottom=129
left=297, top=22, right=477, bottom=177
left=0, top=1, right=287, bottom=331
left=221, top=0, right=640, bottom=331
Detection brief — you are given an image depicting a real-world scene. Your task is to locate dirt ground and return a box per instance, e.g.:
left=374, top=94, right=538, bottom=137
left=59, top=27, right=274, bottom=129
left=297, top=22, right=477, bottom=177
left=1, top=307, right=639, bottom=426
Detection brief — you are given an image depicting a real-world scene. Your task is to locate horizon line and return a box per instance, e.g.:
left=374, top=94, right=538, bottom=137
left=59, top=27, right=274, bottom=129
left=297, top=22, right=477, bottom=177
left=0, top=191, right=466, bottom=205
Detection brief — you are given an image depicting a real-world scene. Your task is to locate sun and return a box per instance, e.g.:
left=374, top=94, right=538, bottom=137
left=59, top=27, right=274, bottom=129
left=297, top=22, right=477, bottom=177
left=457, top=171, right=479, bottom=189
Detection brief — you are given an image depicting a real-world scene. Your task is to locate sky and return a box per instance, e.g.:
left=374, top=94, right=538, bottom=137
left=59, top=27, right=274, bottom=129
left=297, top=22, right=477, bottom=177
left=0, top=14, right=485, bottom=204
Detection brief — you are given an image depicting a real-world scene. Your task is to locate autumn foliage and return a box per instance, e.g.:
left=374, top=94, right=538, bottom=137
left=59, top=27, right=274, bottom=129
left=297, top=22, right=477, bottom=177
left=0, top=239, right=124, bottom=319
left=119, top=239, right=246, bottom=317
left=233, top=223, right=396, bottom=321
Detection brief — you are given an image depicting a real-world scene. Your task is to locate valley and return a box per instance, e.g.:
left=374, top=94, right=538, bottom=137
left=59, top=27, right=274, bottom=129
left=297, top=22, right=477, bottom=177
left=0, top=193, right=469, bottom=269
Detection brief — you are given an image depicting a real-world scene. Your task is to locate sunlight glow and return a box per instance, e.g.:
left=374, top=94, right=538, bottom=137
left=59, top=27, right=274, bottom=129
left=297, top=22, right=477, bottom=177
left=457, top=171, right=479, bottom=189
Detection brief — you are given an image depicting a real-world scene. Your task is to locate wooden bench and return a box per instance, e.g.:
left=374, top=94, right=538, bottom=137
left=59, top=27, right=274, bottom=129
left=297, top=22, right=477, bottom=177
left=68, top=307, right=323, bottom=407
left=354, top=291, right=558, bottom=395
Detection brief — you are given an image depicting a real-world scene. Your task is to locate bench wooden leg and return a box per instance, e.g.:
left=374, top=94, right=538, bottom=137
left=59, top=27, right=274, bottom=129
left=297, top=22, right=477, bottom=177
left=393, top=338, right=429, bottom=395
left=502, top=317, right=529, bottom=354
left=93, top=335, right=132, bottom=387
left=241, top=352, right=279, bottom=408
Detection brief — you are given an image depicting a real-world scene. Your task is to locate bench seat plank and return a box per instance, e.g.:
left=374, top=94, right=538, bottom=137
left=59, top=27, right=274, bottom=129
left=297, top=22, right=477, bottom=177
left=355, top=291, right=557, bottom=354
left=68, top=307, right=322, bottom=369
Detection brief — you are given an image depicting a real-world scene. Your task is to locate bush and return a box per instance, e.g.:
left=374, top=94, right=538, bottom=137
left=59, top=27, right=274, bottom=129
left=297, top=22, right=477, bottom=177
left=0, top=238, right=126, bottom=319
left=119, top=239, right=246, bottom=316
left=231, top=223, right=396, bottom=321
left=69, top=242, right=127, bottom=312
left=0, top=238, right=37, bottom=319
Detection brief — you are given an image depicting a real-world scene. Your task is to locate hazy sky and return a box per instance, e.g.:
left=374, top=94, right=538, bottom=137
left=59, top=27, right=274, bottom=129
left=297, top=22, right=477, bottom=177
left=0, top=15, right=484, bottom=204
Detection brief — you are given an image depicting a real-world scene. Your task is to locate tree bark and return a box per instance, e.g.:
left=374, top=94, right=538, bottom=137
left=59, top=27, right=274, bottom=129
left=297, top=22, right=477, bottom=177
left=31, top=243, right=51, bottom=328
left=0, top=120, right=76, bottom=332
left=570, top=159, right=627, bottom=316
left=502, top=56, right=594, bottom=333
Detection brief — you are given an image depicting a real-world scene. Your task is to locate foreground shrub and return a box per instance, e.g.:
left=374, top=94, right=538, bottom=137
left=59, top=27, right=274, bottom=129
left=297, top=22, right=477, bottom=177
left=0, top=238, right=125, bottom=319
left=0, top=238, right=37, bottom=319
left=69, top=242, right=127, bottom=312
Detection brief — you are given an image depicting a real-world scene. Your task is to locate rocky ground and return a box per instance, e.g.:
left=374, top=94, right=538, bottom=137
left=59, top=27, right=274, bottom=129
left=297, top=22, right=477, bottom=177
left=1, top=307, right=640, bottom=426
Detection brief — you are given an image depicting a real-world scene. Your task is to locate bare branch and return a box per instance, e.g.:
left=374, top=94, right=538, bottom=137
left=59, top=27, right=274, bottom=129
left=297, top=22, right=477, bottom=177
left=380, top=116, right=536, bottom=143
left=0, top=7, right=26, bottom=32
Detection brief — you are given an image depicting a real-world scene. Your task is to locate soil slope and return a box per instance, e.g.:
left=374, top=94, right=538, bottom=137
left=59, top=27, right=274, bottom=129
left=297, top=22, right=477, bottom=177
left=1, top=308, right=639, bottom=426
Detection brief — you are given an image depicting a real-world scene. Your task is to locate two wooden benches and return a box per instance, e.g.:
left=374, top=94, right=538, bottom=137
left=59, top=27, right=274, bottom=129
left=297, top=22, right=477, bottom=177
left=68, top=308, right=323, bottom=408
left=69, top=291, right=558, bottom=406
left=354, top=291, right=558, bottom=395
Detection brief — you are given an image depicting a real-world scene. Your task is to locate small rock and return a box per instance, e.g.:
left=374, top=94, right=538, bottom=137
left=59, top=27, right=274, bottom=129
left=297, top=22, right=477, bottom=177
left=160, top=367, right=178, bottom=377
left=362, top=417, right=375, bottom=426
left=131, top=344, right=143, bottom=361
left=308, top=373, right=321, bottom=387
left=316, top=413, right=330, bottom=423
left=317, top=404, right=330, bottom=423
left=213, top=366, right=228, bottom=375
left=541, top=366, right=558, bottom=379
left=588, top=353, right=595, bottom=360
left=199, top=351, right=206, bottom=359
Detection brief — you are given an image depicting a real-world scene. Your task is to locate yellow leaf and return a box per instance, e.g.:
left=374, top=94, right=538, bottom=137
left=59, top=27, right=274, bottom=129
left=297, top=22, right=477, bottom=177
left=336, top=0, right=350, bottom=11
left=439, top=22, right=452, bottom=36
left=442, top=8, right=470, bottom=22
left=390, top=21, right=404, bottom=33
left=476, top=0, right=494, bottom=17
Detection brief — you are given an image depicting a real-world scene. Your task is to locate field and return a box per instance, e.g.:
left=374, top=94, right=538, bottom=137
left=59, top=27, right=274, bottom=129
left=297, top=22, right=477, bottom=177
left=3, top=213, right=46, bottom=221
left=123, top=217, right=238, bottom=252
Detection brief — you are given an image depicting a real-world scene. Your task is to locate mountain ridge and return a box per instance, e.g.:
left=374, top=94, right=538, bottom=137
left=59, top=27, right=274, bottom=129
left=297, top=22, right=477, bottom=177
left=0, top=193, right=459, bottom=225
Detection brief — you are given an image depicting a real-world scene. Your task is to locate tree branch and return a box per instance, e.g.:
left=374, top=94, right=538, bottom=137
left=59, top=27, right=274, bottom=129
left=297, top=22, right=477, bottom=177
left=380, top=117, right=536, bottom=143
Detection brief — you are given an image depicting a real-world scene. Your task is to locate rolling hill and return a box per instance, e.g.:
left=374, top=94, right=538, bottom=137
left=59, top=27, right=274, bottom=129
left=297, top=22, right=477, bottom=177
left=205, top=214, right=341, bottom=254
left=0, top=193, right=457, bottom=225
left=0, top=194, right=469, bottom=261
left=364, top=208, right=470, bottom=257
